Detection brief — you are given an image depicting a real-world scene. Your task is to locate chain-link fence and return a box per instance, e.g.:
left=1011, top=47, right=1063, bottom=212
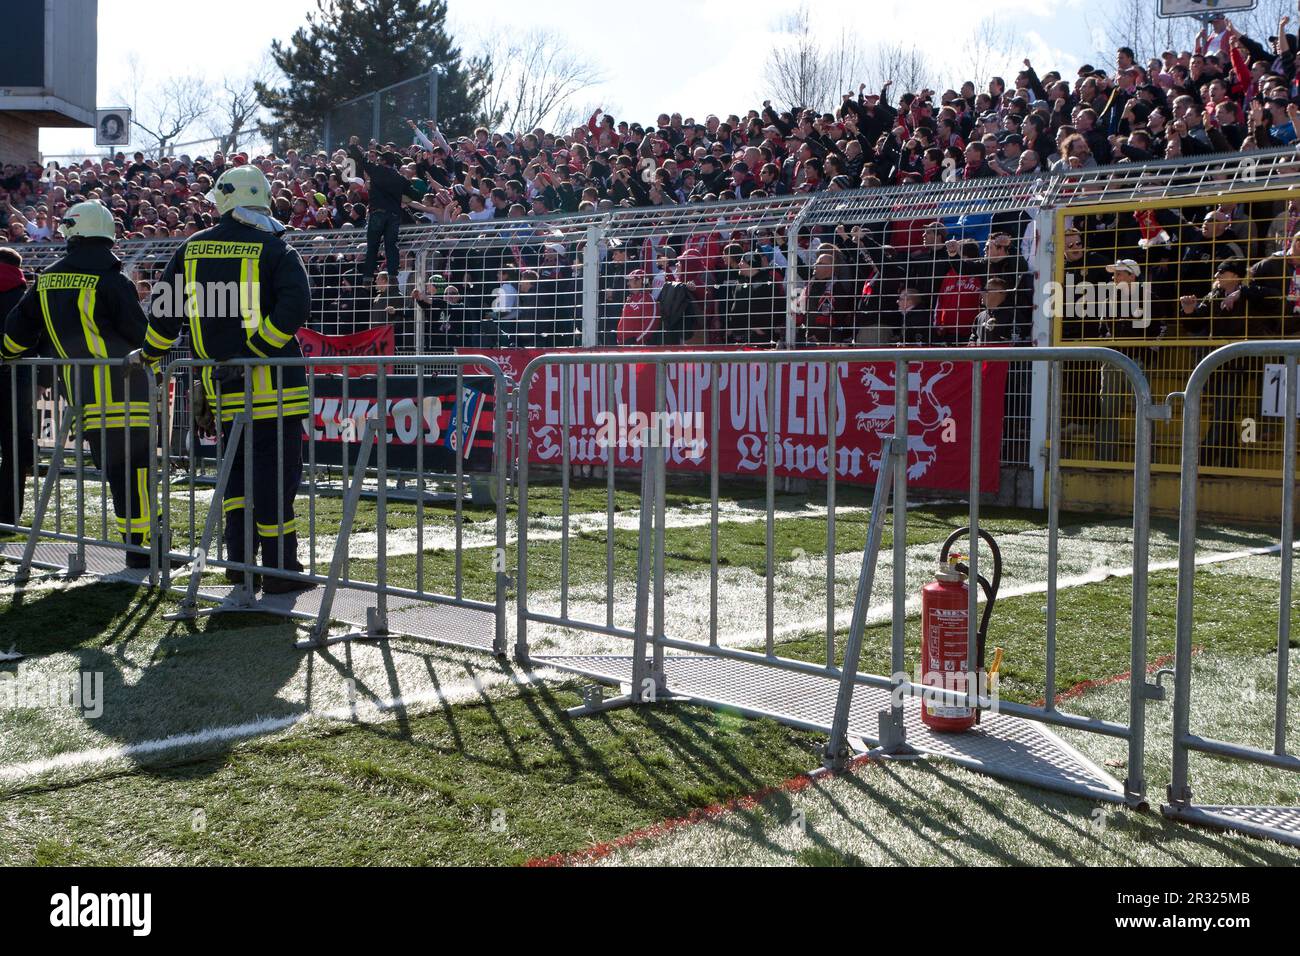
left=322, top=72, right=439, bottom=153
left=8, top=147, right=1300, bottom=491
left=1053, top=179, right=1300, bottom=479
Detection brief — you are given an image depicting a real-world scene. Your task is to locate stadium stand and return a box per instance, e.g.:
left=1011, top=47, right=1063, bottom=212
left=2, top=16, right=1298, bottom=353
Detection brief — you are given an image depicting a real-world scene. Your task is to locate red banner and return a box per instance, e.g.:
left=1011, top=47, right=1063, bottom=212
left=464, top=348, right=1009, bottom=493
left=296, top=325, right=396, bottom=377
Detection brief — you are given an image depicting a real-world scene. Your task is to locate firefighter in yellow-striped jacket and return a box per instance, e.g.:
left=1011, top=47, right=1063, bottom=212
left=135, top=165, right=314, bottom=594
left=1, top=201, right=156, bottom=567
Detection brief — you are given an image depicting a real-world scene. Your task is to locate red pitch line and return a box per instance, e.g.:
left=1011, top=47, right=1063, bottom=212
left=524, top=753, right=877, bottom=868
left=1031, top=648, right=1197, bottom=709
left=529, top=649, right=1199, bottom=867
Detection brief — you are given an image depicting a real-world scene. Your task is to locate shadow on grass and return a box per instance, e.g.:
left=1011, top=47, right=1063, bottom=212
left=0, top=582, right=305, bottom=787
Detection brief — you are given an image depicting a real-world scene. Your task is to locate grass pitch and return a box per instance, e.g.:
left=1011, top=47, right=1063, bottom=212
left=0, top=478, right=1297, bottom=867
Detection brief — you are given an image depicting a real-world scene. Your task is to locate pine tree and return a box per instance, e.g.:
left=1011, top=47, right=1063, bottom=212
left=257, top=0, right=491, bottom=152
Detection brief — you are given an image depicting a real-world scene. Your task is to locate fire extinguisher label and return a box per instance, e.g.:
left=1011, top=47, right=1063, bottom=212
left=925, top=612, right=973, bottom=719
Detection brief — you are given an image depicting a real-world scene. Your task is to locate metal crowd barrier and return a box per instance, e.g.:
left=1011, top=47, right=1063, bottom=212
left=0, top=353, right=511, bottom=656
left=1050, top=168, right=1300, bottom=521
left=513, top=346, right=1156, bottom=805
left=0, top=357, right=161, bottom=586
left=1163, top=341, right=1300, bottom=847
left=156, top=354, right=511, bottom=655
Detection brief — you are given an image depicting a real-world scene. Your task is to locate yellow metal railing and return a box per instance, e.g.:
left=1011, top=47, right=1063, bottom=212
left=1053, top=187, right=1300, bottom=481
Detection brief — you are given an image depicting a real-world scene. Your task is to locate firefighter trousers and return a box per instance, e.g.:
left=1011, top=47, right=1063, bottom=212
left=85, top=425, right=154, bottom=550
left=0, top=364, right=34, bottom=527
left=221, top=415, right=305, bottom=571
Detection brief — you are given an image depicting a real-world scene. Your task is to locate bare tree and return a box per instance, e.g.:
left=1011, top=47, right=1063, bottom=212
left=1089, top=0, right=1200, bottom=65
left=207, top=56, right=277, bottom=155
left=1229, top=0, right=1295, bottom=48
left=473, top=28, right=604, bottom=134
left=866, top=42, right=933, bottom=99
left=959, top=16, right=1017, bottom=93
left=762, top=4, right=865, bottom=113
left=117, top=56, right=211, bottom=158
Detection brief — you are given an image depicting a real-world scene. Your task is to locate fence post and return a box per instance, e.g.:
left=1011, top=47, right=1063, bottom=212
left=784, top=205, right=809, bottom=346
left=413, top=248, right=428, bottom=356
left=582, top=223, right=602, bottom=347
left=1028, top=207, right=1056, bottom=509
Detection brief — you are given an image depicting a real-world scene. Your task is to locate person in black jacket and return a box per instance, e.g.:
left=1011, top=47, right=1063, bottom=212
left=727, top=254, right=784, bottom=344
left=136, top=166, right=314, bottom=593
left=347, top=136, right=421, bottom=284
left=0, top=247, right=32, bottom=528
left=3, top=202, right=155, bottom=566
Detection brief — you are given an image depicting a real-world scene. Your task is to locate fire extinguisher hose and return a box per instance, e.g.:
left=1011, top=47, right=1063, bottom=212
left=938, top=528, right=1003, bottom=721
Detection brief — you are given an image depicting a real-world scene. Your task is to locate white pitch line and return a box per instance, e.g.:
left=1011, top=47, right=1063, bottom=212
left=2, top=513, right=1284, bottom=783
left=317, top=500, right=877, bottom=559
left=0, top=667, right=558, bottom=785
left=317, top=496, right=966, bottom=559
left=734, top=541, right=1292, bottom=644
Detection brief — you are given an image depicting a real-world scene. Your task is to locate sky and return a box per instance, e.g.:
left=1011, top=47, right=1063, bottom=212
left=39, top=0, right=1126, bottom=158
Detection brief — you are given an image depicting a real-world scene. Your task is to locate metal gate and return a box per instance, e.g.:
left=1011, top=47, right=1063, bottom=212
left=1163, top=341, right=1300, bottom=845
left=157, top=355, right=511, bottom=655
left=514, top=347, right=1157, bottom=804
left=0, top=354, right=512, bottom=657
left=0, top=357, right=164, bottom=589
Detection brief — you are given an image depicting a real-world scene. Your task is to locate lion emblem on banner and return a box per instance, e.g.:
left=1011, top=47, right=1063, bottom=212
left=855, top=362, right=955, bottom=480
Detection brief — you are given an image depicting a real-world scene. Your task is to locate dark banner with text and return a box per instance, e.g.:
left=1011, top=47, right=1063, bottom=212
left=305, top=372, right=495, bottom=472
left=462, top=348, right=1008, bottom=493
left=188, top=373, right=495, bottom=473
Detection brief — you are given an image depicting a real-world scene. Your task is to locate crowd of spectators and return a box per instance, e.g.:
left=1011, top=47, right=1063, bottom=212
left=2, top=11, right=1299, bottom=349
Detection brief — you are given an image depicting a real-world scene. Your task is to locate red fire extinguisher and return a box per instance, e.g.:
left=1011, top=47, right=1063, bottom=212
left=920, top=529, right=1003, bottom=732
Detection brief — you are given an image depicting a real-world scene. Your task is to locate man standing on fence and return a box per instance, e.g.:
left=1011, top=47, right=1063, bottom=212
left=1, top=202, right=155, bottom=567
left=347, top=137, right=421, bottom=288
left=132, top=166, right=315, bottom=595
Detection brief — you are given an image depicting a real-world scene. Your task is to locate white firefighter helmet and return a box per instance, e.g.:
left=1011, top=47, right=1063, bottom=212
left=212, top=165, right=272, bottom=215
left=59, top=201, right=117, bottom=242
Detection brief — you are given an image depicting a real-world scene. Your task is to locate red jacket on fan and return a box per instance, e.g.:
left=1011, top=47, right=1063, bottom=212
left=933, top=267, right=983, bottom=337
left=617, top=285, right=659, bottom=344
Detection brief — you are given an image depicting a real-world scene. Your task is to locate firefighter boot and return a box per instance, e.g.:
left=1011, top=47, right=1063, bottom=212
left=262, top=532, right=315, bottom=596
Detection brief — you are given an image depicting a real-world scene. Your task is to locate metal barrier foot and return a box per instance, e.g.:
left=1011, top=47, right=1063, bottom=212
left=164, top=585, right=256, bottom=622
left=847, top=735, right=923, bottom=763
left=869, top=709, right=919, bottom=759
left=0, top=567, right=61, bottom=587
left=64, top=551, right=86, bottom=579
left=821, top=740, right=854, bottom=772
left=564, top=681, right=685, bottom=718
left=295, top=608, right=389, bottom=651
left=565, top=691, right=638, bottom=718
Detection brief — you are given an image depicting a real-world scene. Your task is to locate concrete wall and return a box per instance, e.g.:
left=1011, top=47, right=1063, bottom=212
left=48, top=0, right=99, bottom=116
left=0, top=114, right=39, bottom=168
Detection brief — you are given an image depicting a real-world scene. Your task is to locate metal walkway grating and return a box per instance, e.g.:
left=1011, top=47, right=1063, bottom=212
left=1162, top=804, right=1300, bottom=847
left=0, top=540, right=149, bottom=582
left=539, top=654, right=1127, bottom=802
left=188, top=584, right=500, bottom=655
left=0, top=541, right=499, bottom=655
